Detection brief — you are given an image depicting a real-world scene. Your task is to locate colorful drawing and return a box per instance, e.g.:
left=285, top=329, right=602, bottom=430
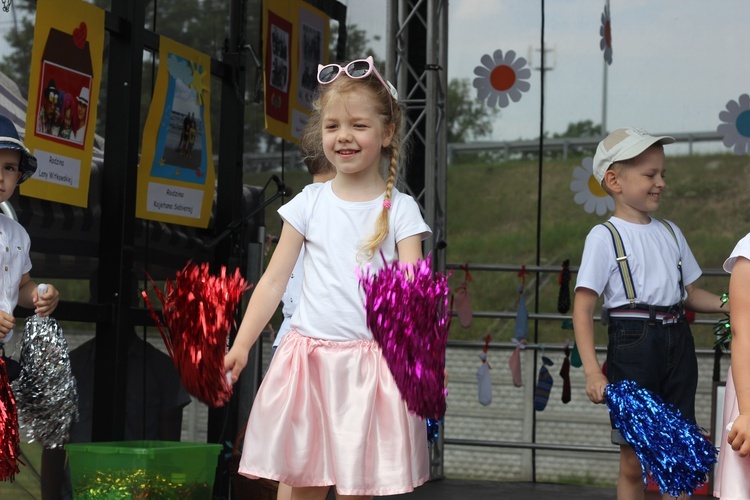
left=136, top=37, right=215, bottom=228
left=22, top=0, right=104, bottom=208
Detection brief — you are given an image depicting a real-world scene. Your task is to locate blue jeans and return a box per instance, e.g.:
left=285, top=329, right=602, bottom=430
left=606, top=317, right=698, bottom=444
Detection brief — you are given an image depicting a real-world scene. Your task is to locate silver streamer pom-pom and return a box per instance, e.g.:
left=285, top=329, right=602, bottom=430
left=11, top=315, right=78, bottom=448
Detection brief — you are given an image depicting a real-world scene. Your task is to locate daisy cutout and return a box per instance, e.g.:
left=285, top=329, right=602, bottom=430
left=600, top=3, right=613, bottom=65
left=570, top=157, right=614, bottom=216
left=473, top=50, right=531, bottom=108
left=717, top=94, right=750, bottom=155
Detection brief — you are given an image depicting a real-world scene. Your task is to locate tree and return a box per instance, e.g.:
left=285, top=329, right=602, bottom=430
left=447, top=78, right=498, bottom=143
left=330, top=22, right=383, bottom=68
left=553, top=120, right=601, bottom=139
left=549, top=119, right=601, bottom=158
left=0, top=0, right=43, bottom=94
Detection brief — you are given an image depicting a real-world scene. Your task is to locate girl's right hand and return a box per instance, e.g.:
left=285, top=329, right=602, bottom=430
left=728, top=414, right=750, bottom=457
left=223, top=346, right=249, bottom=385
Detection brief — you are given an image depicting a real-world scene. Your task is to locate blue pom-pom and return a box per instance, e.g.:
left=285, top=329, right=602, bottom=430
left=426, top=417, right=442, bottom=444
left=605, top=380, right=717, bottom=497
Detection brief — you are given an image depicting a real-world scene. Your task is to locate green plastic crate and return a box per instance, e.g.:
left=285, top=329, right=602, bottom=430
left=65, top=440, right=222, bottom=499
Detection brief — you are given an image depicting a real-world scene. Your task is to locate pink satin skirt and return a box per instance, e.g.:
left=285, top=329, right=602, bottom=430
left=238, top=331, right=430, bottom=496
left=714, top=367, right=750, bottom=499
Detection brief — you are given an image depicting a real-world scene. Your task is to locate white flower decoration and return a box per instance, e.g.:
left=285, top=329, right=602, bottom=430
left=600, top=3, right=613, bottom=65
left=717, top=94, right=750, bottom=155
left=571, top=157, right=614, bottom=216
left=473, top=50, right=531, bottom=108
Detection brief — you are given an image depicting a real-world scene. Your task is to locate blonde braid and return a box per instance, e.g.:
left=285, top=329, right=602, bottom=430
left=360, top=149, right=399, bottom=260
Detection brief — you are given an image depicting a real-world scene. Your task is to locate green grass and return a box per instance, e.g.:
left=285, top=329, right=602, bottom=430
left=245, top=152, right=750, bottom=346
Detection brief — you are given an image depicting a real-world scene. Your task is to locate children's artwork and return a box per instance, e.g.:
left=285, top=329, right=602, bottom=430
left=262, top=0, right=332, bottom=142
left=557, top=259, right=571, bottom=315
left=136, top=37, right=216, bottom=228
left=22, top=0, right=104, bottom=207
left=560, top=341, right=571, bottom=403
left=454, top=264, right=473, bottom=328
left=600, top=2, right=613, bottom=65
left=534, top=355, right=554, bottom=411
left=473, top=49, right=531, bottom=108
left=508, top=338, right=526, bottom=388
left=570, top=157, right=614, bottom=215
left=477, top=335, right=492, bottom=406
left=717, top=93, right=750, bottom=155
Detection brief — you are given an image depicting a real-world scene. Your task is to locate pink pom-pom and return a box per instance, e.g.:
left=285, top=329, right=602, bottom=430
left=359, top=255, right=451, bottom=419
left=143, top=262, right=251, bottom=408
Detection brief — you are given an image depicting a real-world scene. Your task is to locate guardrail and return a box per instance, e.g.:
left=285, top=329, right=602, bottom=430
left=237, top=131, right=726, bottom=172
left=446, top=131, right=724, bottom=161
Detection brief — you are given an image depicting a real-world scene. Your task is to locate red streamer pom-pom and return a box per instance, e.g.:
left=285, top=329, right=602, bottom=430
left=359, top=255, right=451, bottom=419
left=143, top=262, right=251, bottom=408
left=0, top=356, right=22, bottom=481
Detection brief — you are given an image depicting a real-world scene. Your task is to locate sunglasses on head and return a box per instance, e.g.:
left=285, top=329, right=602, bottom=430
left=317, top=56, right=399, bottom=103
left=47, top=91, right=59, bottom=104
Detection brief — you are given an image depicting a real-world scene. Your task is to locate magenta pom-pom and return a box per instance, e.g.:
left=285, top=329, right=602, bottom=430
left=359, top=255, right=451, bottom=419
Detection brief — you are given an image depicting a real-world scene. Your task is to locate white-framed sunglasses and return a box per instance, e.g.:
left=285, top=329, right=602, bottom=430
left=317, top=56, right=399, bottom=103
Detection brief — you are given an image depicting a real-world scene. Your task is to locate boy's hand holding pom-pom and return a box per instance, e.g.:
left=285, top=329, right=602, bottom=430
left=33, top=283, right=59, bottom=317
left=359, top=255, right=451, bottom=420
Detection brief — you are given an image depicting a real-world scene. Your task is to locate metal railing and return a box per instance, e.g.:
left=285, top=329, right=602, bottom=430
left=446, top=131, right=724, bottom=161
left=438, top=261, right=728, bottom=481
left=237, top=131, right=725, bottom=173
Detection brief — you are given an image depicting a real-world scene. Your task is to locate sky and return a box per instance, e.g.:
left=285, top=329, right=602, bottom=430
left=2, top=1, right=748, bottom=153
left=344, top=0, right=750, bottom=153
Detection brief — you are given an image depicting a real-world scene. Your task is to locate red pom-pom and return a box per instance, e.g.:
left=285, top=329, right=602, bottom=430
left=0, top=357, right=22, bottom=481
left=143, top=262, right=251, bottom=408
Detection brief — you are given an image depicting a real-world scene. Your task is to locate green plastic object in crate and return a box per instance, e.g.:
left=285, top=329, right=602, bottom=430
left=65, top=440, right=222, bottom=499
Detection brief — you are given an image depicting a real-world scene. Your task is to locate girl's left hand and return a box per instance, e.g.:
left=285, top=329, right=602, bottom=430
left=33, top=284, right=60, bottom=317
left=728, top=414, right=750, bottom=458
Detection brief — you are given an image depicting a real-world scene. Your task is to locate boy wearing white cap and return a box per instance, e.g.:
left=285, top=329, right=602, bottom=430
left=0, top=114, right=59, bottom=344
left=572, top=128, right=725, bottom=499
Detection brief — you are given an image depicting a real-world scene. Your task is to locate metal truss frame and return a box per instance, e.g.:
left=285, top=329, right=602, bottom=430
left=386, top=0, right=449, bottom=479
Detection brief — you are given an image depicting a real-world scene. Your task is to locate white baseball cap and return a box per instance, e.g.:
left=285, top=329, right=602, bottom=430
left=592, top=128, right=675, bottom=183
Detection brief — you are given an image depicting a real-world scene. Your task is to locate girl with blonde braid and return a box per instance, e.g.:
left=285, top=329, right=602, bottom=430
left=224, top=56, right=431, bottom=500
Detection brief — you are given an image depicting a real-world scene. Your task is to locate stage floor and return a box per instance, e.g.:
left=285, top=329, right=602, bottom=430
left=390, top=479, right=717, bottom=500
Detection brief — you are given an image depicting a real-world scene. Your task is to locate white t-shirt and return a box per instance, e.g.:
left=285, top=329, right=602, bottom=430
left=575, top=216, right=701, bottom=310
left=278, top=181, right=431, bottom=341
left=0, top=215, right=32, bottom=344
left=274, top=249, right=304, bottom=348
left=724, top=233, right=750, bottom=273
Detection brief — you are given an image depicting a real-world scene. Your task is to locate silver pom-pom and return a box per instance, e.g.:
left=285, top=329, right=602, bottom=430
left=11, top=315, right=78, bottom=448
